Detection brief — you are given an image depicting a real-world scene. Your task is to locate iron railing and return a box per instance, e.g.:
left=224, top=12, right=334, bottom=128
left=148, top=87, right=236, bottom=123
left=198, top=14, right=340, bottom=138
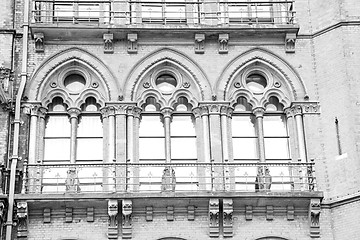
left=22, top=160, right=317, bottom=194
left=30, top=0, right=295, bottom=26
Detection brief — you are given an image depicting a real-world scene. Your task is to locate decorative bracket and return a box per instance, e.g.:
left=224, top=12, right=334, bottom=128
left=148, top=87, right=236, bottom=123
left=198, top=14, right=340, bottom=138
left=87, top=207, right=94, bottom=222
left=104, top=33, right=114, bottom=54
left=187, top=205, right=195, bottom=221
left=287, top=205, right=295, bottom=221
left=167, top=206, right=174, bottom=221
left=145, top=206, right=153, bottom=221
left=16, top=201, right=28, bottom=239
left=34, top=32, right=44, bottom=52
left=266, top=205, right=274, bottom=221
left=195, top=34, right=205, bottom=54
left=309, top=199, right=321, bottom=238
left=65, top=168, right=80, bottom=193
left=65, top=207, right=73, bottom=223
left=161, top=167, right=176, bottom=192
left=285, top=33, right=296, bottom=53
left=223, top=199, right=233, bottom=237
left=43, top=208, right=51, bottom=223
left=122, top=200, right=132, bottom=239
left=108, top=200, right=118, bottom=239
left=245, top=206, right=253, bottom=221
left=127, top=33, right=138, bottom=54
left=218, top=34, right=229, bottom=54
left=209, top=199, right=219, bottom=238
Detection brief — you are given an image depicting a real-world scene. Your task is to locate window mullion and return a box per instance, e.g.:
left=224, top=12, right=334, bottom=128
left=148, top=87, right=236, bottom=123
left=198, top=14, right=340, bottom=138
left=253, top=107, right=266, bottom=162
left=68, top=108, right=81, bottom=164
left=161, top=107, right=173, bottom=163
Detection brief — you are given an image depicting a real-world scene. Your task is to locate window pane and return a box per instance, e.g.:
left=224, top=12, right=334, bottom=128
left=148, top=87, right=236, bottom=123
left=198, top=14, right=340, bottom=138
left=44, top=139, right=70, bottom=161
left=78, top=116, right=103, bottom=137
left=45, top=116, right=70, bottom=137
left=263, top=116, right=287, bottom=136
left=139, top=115, right=164, bottom=137
left=139, top=138, right=165, bottom=159
left=54, top=4, right=73, bottom=18
left=232, top=138, right=258, bottom=159
left=232, top=116, right=256, bottom=137
left=171, top=138, right=197, bottom=159
left=78, top=4, right=100, bottom=19
left=77, top=138, right=103, bottom=161
left=171, top=116, right=195, bottom=136
left=229, top=5, right=249, bottom=21
left=264, top=138, right=290, bottom=159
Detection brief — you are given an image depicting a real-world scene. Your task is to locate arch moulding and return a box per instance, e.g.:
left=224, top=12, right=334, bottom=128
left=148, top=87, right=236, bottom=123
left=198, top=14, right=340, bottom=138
left=25, top=47, right=121, bottom=102
left=216, top=47, right=308, bottom=101
left=123, top=47, right=212, bottom=101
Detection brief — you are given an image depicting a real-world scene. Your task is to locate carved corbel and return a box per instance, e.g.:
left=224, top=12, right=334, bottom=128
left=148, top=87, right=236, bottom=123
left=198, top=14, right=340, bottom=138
left=145, top=206, right=153, bottom=221
left=218, top=34, right=229, bottom=54
left=245, top=205, right=253, bottom=221
left=187, top=205, right=195, bottom=221
left=0, top=201, right=5, bottom=233
left=166, top=206, right=174, bottom=221
left=209, top=199, right=219, bottom=238
left=285, top=33, right=296, bottom=53
left=108, top=200, right=118, bottom=239
left=87, top=207, right=94, bottom=222
left=43, top=208, right=51, bottom=223
left=65, top=168, right=80, bottom=193
left=127, top=33, right=138, bottom=54
left=122, top=200, right=132, bottom=239
left=65, top=207, right=72, bottom=223
left=104, top=33, right=114, bottom=54
left=34, top=32, right=44, bottom=52
left=287, top=205, right=295, bottom=221
left=309, top=199, right=321, bottom=238
left=195, top=34, right=205, bottom=54
left=16, top=201, right=28, bottom=238
left=266, top=205, right=274, bottom=221
left=161, top=167, right=176, bottom=192
left=223, top=199, right=233, bottom=237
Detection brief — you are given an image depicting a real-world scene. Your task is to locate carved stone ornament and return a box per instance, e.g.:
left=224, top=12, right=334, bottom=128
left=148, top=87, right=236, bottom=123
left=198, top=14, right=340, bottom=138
left=143, top=82, right=151, bottom=89
left=223, top=199, right=233, bottom=237
left=108, top=199, right=118, bottom=239
left=161, top=167, right=176, bottom=192
left=183, top=82, right=191, bottom=88
left=127, top=33, right=138, bottom=54
left=195, top=33, right=205, bottom=54
left=285, top=33, right=296, bottom=53
left=16, top=201, right=28, bottom=238
left=65, top=168, right=80, bottom=193
left=218, top=34, right=229, bottom=54
left=122, top=200, right=132, bottom=239
left=255, top=166, right=272, bottom=192
left=291, top=102, right=320, bottom=115
left=209, top=199, right=219, bottom=238
left=103, top=33, right=114, bottom=54
left=309, top=199, right=321, bottom=238
left=34, top=32, right=44, bottom=52
left=234, top=82, right=241, bottom=88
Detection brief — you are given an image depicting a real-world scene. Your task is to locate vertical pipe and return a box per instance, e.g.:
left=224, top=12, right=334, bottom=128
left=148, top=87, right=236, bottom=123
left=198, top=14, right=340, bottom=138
left=6, top=0, right=30, bottom=237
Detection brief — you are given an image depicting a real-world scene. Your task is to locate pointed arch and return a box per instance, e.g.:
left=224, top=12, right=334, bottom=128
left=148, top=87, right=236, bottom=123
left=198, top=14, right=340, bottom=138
left=123, top=47, right=212, bottom=101
left=216, top=47, right=308, bottom=101
left=25, top=47, right=121, bottom=102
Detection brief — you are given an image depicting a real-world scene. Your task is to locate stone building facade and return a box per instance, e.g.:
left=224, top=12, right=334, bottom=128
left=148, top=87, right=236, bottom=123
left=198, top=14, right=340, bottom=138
left=0, top=0, right=360, bottom=239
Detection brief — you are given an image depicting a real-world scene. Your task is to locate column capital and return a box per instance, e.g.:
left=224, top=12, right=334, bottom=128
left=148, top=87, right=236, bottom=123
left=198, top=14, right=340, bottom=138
left=291, top=104, right=303, bottom=116
left=290, top=101, right=320, bottom=115
left=220, top=105, right=233, bottom=118
left=67, top=108, right=81, bottom=119
left=252, top=107, right=265, bottom=118
left=161, top=107, right=173, bottom=119
left=192, top=107, right=201, bottom=118
left=284, top=107, right=293, bottom=118
left=127, top=106, right=142, bottom=119
left=199, top=105, right=209, bottom=116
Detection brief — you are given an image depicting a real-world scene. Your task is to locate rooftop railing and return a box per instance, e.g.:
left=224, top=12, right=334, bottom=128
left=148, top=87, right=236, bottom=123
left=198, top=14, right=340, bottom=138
left=30, top=0, right=295, bottom=26
left=22, top=161, right=316, bottom=194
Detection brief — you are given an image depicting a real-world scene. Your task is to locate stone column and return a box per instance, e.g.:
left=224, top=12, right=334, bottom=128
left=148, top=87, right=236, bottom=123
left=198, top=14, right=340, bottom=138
left=292, top=105, right=307, bottom=162
left=200, top=105, right=211, bottom=191
left=253, top=107, right=266, bottom=162
left=161, top=107, right=173, bottom=163
left=220, top=105, right=233, bottom=191
left=67, top=108, right=80, bottom=164
left=115, top=105, right=128, bottom=192
left=192, top=107, right=205, bottom=190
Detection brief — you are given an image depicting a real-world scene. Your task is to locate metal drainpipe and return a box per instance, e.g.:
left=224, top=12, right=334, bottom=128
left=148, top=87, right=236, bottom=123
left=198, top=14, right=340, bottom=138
left=5, top=0, right=30, bottom=238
